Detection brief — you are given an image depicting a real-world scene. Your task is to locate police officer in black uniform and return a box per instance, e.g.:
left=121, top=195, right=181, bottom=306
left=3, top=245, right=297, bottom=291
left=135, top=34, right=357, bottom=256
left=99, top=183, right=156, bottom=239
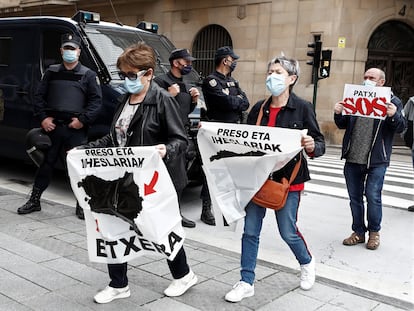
left=153, top=48, right=199, bottom=228
left=17, top=33, right=102, bottom=219
left=202, top=46, right=249, bottom=123
left=200, top=46, right=250, bottom=224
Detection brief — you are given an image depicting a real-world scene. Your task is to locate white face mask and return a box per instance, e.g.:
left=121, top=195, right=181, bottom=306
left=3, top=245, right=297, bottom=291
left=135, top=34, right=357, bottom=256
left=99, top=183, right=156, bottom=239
left=266, top=73, right=287, bottom=96
left=363, top=79, right=377, bottom=87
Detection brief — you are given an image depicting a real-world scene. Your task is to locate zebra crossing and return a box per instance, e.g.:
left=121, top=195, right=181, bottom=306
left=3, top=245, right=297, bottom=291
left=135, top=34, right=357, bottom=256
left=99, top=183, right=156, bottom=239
left=305, top=149, right=414, bottom=209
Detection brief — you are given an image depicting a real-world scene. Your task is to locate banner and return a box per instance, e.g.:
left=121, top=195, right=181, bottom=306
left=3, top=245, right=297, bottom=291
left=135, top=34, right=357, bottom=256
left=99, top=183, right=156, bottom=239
left=67, top=146, right=185, bottom=263
left=197, top=122, right=304, bottom=224
left=342, top=84, right=391, bottom=119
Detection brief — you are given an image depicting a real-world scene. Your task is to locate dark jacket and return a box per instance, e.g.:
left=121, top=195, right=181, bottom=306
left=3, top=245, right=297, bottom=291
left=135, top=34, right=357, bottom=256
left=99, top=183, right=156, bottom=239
left=202, top=70, right=249, bottom=123
left=83, top=82, right=188, bottom=191
left=247, top=93, right=325, bottom=185
left=34, top=62, right=102, bottom=126
left=153, top=71, right=196, bottom=126
left=334, top=95, right=406, bottom=167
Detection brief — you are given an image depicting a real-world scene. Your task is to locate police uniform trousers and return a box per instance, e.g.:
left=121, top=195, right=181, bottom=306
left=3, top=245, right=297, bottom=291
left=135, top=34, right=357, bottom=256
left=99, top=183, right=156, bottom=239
left=34, top=123, right=87, bottom=192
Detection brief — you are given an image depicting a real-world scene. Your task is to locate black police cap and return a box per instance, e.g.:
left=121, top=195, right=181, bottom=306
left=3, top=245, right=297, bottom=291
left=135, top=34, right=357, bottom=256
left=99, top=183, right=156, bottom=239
left=215, top=46, right=239, bottom=60
left=61, top=33, right=81, bottom=49
left=169, top=48, right=195, bottom=61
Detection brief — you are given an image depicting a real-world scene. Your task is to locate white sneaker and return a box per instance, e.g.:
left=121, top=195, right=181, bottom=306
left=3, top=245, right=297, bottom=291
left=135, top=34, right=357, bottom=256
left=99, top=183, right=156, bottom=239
left=300, top=257, right=315, bottom=290
left=164, top=269, right=198, bottom=297
left=225, top=281, right=254, bottom=302
left=94, top=285, right=130, bottom=304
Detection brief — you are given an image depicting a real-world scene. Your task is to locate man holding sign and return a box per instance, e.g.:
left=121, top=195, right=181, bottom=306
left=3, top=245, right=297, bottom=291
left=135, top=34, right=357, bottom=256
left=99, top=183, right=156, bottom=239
left=334, top=68, right=406, bottom=250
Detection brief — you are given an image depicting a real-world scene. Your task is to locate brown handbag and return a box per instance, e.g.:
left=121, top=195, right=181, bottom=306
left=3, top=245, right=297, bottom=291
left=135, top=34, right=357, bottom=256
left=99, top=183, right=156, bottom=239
left=252, top=100, right=302, bottom=210
left=252, top=157, right=301, bottom=210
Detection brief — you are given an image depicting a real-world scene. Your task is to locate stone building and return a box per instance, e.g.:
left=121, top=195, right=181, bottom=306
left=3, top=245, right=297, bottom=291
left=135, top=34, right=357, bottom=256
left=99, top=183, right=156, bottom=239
left=0, top=0, right=413, bottom=144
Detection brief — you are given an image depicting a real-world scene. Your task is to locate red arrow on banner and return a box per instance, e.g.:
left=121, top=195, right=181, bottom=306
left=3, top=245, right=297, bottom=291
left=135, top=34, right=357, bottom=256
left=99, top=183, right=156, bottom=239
left=144, top=171, right=159, bottom=195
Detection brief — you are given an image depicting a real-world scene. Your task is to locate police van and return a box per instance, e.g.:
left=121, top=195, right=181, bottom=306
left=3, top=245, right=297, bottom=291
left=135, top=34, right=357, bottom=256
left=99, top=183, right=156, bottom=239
left=0, top=11, right=201, bottom=178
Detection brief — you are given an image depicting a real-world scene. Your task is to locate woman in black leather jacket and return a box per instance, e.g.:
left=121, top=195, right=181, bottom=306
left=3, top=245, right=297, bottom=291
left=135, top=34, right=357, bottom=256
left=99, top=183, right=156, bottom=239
left=88, top=43, right=197, bottom=304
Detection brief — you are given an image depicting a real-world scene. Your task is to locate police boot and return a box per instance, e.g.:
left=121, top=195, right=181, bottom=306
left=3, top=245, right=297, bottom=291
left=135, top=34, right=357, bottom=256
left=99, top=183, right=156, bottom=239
left=200, top=199, right=216, bottom=226
left=17, top=187, right=42, bottom=215
left=181, top=213, right=196, bottom=228
left=75, top=202, right=85, bottom=220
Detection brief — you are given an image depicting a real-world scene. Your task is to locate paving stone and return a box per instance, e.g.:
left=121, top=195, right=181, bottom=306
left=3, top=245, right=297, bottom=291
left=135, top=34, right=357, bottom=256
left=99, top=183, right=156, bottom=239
left=0, top=268, right=48, bottom=302
left=256, top=291, right=325, bottom=311
left=329, top=290, right=383, bottom=310
left=171, top=278, right=251, bottom=311
left=42, top=257, right=108, bottom=286
left=144, top=296, right=200, bottom=311
left=0, top=232, right=60, bottom=263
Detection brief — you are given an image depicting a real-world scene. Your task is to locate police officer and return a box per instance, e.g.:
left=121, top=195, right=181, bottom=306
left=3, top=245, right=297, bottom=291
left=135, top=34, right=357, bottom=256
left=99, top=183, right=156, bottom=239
left=17, top=33, right=102, bottom=219
left=153, top=48, right=199, bottom=228
left=202, top=46, right=249, bottom=123
left=200, top=46, right=250, bottom=224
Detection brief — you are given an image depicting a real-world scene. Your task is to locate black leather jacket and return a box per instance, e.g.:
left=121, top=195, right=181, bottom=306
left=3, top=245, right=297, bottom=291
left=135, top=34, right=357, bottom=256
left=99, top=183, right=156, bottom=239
left=247, top=93, right=325, bottom=185
left=83, top=82, right=188, bottom=191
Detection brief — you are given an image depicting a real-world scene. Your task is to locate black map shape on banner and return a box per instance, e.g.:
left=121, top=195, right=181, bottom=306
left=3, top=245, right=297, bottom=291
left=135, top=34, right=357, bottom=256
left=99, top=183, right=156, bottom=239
left=209, top=150, right=266, bottom=162
left=77, top=172, right=143, bottom=224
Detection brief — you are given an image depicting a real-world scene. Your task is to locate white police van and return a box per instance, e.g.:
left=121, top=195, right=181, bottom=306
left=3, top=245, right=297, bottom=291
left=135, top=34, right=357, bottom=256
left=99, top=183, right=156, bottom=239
left=0, top=11, right=201, bottom=178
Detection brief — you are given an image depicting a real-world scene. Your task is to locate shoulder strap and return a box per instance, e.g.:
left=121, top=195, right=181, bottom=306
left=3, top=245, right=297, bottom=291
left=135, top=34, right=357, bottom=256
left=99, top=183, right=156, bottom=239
left=256, top=99, right=266, bottom=125
left=288, top=154, right=302, bottom=184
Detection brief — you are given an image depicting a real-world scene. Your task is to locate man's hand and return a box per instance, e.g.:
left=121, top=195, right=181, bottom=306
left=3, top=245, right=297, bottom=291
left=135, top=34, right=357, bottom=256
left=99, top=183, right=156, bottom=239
left=334, top=101, right=344, bottom=114
left=189, top=87, right=199, bottom=103
left=41, top=117, right=56, bottom=132
left=168, top=83, right=180, bottom=97
left=68, top=117, right=84, bottom=129
left=386, top=102, right=397, bottom=117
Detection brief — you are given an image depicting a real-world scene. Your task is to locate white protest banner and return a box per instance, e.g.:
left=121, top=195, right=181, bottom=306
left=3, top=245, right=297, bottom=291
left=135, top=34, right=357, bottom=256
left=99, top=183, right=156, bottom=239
left=66, top=146, right=185, bottom=264
left=197, top=122, right=303, bottom=224
left=342, top=83, right=391, bottom=119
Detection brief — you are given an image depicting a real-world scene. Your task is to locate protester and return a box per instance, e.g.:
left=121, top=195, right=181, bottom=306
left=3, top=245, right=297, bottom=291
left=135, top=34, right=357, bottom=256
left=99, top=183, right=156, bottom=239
left=334, top=68, right=406, bottom=248
left=17, top=33, right=102, bottom=219
left=403, top=96, right=414, bottom=211
left=78, top=43, right=197, bottom=303
left=153, top=48, right=199, bottom=228
left=224, top=56, right=325, bottom=302
left=200, top=46, right=250, bottom=226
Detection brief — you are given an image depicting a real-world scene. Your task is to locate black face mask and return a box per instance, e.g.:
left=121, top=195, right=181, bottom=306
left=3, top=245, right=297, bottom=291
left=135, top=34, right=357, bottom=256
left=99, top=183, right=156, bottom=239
left=180, top=65, right=192, bottom=75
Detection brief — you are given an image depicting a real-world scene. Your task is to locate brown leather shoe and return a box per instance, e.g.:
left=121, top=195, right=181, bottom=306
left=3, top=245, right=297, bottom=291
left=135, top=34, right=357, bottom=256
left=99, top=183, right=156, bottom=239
left=343, top=232, right=365, bottom=246
left=366, top=231, right=380, bottom=250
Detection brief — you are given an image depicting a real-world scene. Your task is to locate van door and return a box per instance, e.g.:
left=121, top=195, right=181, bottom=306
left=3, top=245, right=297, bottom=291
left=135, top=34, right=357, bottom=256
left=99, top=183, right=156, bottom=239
left=0, top=26, right=37, bottom=158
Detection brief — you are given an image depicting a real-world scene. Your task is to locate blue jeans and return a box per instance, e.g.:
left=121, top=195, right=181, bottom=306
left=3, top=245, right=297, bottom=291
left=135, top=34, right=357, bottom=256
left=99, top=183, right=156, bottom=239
left=343, top=162, right=387, bottom=234
left=240, top=191, right=312, bottom=285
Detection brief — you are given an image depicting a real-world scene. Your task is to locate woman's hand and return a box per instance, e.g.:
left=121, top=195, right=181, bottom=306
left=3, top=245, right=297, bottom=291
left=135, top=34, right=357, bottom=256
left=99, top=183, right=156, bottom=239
left=155, top=144, right=167, bottom=158
left=301, top=134, right=315, bottom=153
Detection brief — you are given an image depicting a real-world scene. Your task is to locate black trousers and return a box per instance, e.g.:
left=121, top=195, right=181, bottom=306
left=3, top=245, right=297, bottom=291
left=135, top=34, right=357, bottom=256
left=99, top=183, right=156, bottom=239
left=108, top=246, right=189, bottom=288
left=34, top=125, right=87, bottom=191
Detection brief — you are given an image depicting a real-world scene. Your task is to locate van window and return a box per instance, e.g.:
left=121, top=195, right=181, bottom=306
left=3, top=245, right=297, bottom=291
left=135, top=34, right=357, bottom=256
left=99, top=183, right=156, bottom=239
left=0, top=37, right=12, bottom=66
left=84, top=25, right=171, bottom=80
left=42, top=31, right=64, bottom=71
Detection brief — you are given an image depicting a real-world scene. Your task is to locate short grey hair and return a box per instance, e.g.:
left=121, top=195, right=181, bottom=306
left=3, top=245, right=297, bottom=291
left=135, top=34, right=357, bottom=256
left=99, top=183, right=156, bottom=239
left=267, top=56, right=300, bottom=88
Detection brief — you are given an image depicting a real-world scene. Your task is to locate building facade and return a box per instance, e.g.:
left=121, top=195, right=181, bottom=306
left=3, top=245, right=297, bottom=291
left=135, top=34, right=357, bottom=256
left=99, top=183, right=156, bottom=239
left=1, top=0, right=413, bottom=144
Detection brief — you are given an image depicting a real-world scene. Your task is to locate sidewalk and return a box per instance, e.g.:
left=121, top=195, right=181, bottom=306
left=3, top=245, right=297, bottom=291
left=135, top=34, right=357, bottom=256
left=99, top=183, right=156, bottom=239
left=0, top=187, right=412, bottom=311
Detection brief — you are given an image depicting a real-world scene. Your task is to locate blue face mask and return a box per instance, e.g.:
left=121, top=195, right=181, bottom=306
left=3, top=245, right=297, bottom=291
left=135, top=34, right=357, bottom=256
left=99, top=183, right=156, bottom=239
left=266, top=73, right=287, bottom=96
left=180, top=65, right=192, bottom=75
left=62, top=50, right=78, bottom=63
left=363, top=79, right=377, bottom=87
left=124, top=77, right=144, bottom=94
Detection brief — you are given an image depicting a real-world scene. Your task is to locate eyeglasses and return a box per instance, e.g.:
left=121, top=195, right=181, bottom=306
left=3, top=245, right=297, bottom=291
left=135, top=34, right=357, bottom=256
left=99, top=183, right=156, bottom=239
left=118, top=69, right=148, bottom=81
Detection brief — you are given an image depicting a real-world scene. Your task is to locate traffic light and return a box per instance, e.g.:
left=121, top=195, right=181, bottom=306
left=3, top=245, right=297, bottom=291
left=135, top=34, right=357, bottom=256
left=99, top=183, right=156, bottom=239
left=306, top=40, right=322, bottom=68
left=319, top=50, right=332, bottom=79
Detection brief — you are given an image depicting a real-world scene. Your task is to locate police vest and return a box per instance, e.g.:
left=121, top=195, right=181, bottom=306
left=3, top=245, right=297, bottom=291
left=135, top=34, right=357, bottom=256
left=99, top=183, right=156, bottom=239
left=46, top=64, right=89, bottom=113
